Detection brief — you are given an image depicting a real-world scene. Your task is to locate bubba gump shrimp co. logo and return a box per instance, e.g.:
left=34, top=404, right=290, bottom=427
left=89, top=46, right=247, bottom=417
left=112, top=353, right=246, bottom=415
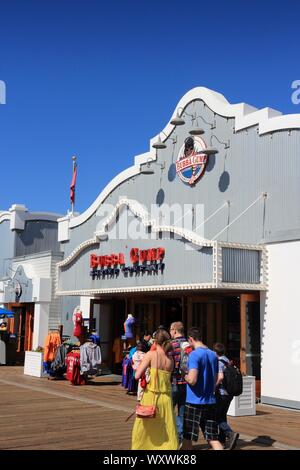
left=176, top=136, right=208, bottom=186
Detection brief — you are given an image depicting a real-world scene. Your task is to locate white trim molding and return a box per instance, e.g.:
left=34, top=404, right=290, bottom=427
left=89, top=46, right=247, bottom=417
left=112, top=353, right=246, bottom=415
left=58, top=238, right=100, bottom=268
left=56, top=280, right=267, bottom=297
left=94, top=197, right=214, bottom=247
left=164, top=86, right=300, bottom=136
left=0, top=211, right=11, bottom=224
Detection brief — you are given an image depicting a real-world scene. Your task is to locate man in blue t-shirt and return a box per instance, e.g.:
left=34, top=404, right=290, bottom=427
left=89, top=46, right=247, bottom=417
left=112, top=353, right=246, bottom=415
left=181, top=327, right=223, bottom=450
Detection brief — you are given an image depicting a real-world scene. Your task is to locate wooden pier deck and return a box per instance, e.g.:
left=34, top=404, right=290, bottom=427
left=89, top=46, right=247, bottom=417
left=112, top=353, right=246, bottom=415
left=0, top=367, right=299, bottom=450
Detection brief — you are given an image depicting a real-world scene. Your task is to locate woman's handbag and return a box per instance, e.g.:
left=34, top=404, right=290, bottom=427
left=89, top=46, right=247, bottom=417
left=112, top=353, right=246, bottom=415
left=125, top=353, right=158, bottom=422
left=135, top=403, right=156, bottom=418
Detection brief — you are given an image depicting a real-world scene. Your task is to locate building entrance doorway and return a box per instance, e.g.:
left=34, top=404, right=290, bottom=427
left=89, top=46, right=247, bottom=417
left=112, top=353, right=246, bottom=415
left=6, top=303, right=34, bottom=364
left=188, top=296, right=240, bottom=364
left=188, top=292, right=261, bottom=396
left=89, top=291, right=261, bottom=395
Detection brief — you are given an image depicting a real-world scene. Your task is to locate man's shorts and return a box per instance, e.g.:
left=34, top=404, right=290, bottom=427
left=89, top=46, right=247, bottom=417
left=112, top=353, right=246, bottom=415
left=183, top=403, right=219, bottom=442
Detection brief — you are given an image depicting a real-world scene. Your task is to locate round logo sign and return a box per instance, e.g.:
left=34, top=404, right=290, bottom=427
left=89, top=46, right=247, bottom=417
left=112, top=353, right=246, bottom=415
left=176, top=136, right=207, bottom=186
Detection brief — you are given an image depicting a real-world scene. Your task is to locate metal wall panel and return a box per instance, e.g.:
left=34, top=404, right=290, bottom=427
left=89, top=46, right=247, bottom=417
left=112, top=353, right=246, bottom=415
left=48, top=254, right=64, bottom=330
left=59, top=99, right=300, bottom=292
left=222, top=248, right=261, bottom=283
left=15, top=220, right=60, bottom=256
left=0, top=220, right=14, bottom=278
left=59, top=231, right=214, bottom=292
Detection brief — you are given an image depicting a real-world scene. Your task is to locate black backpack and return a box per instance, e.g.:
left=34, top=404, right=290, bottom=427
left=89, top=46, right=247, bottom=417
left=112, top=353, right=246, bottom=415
left=220, top=359, right=243, bottom=396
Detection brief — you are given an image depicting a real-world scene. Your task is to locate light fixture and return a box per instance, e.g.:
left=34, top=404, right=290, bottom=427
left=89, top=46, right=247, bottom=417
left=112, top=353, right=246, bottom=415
left=211, top=134, right=230, bottom=149
left=152, top=135, right=167, bottom=149
left=140, top=158, right=165, bottom=175
left=140, top=165, right=154, bottom=175
left=200, top=147, right=219, bottom=156
left=201, top=134, right=230, bottom=156
left=189, top=127, right=205, bottom=136
left=170, top=110, right=185, bottom=126
left=152, top=130, right=177, bottom=150
left=182, top=110, right=216, bottom=135
left=198, top=115, right=216, bottom=130
left=188, top=117, right=208, bottom=135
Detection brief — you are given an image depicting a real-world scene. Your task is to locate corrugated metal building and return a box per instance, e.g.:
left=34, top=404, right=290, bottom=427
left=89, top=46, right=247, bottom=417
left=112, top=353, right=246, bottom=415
left=0, top=205, right=66, bottom=361
left=57, top=87, right=299, bottom=409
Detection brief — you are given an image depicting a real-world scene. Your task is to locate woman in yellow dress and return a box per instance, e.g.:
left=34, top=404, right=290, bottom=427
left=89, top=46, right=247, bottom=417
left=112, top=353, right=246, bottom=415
left=131, top=329, right=179, bottom=450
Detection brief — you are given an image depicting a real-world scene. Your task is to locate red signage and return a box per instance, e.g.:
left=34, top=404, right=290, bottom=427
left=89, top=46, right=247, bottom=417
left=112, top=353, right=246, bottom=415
left=176, top=154, right=207, bottom=173
left=90, top=247, right=165, bottom=269
left=130, top=247, right=165, bottom=264
left=90, top=253, right=125, bottom=268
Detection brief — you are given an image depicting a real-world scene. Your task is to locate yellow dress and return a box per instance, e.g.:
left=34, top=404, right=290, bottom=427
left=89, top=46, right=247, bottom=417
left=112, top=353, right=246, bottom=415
left=131, top=368, right=179, bottom=450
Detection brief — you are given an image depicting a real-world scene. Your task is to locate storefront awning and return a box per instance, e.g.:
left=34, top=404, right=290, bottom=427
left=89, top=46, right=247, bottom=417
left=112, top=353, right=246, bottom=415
left=0, top=308, right=14, bottom=318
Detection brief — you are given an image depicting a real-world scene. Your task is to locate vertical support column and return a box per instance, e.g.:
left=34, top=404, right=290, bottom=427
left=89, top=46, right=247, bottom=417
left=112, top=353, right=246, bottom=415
left=25, top=304, right=34, bottom=351
left=240, top=295, right=247, bottom=375
left=80, top=296, right=93, bottom=320
left=240, top=293, right=260, bottom=375
left=32, top=303, right=50, bottom=350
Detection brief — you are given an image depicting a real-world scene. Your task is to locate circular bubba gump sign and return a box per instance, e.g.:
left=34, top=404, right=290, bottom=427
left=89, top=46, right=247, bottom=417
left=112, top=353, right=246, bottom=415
left=176, top=135, right=208, bottom=186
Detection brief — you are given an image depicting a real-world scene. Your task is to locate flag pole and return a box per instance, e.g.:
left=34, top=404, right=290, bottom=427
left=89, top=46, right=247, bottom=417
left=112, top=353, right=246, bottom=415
left=71, top=155, right=77, bottom=215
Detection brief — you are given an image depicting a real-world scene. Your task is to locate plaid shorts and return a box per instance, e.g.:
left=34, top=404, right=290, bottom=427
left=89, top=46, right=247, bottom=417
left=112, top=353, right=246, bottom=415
left=183, top=403, right=219, bottom=442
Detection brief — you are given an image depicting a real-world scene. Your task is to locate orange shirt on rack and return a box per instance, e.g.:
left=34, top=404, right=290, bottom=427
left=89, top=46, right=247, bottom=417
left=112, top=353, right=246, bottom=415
left=44, top=332, right=61, bottom=362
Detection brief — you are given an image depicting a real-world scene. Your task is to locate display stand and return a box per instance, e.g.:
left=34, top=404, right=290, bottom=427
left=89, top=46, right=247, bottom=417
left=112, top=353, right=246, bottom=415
left=24, top=351, right=44, bottom=377
left=227, top=375, right=256, bottom=416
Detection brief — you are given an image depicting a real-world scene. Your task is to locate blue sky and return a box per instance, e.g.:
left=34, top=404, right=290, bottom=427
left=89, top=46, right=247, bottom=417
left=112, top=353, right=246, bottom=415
left=0, top=0, right=299, bottom=214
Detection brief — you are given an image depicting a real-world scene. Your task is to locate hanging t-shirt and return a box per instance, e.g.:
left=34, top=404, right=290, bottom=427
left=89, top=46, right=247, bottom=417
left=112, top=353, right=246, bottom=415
left=124, top=316, right=135, bottom=339
left=66, top=351, right=85, bottom=385
left=44, top=332, right=61, bottom=362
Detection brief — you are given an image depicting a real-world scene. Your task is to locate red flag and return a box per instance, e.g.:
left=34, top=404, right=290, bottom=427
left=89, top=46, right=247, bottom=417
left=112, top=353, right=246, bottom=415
left=70, top=162, right=77, bottom=205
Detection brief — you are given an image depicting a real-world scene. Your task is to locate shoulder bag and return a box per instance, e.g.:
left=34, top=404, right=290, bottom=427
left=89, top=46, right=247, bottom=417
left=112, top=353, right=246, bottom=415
left=125, top=352, right=159, bottom=421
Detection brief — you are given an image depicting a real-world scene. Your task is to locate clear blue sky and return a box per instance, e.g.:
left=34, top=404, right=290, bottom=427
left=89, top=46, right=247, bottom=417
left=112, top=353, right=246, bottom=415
left=0, top=0, right=299, bottom=214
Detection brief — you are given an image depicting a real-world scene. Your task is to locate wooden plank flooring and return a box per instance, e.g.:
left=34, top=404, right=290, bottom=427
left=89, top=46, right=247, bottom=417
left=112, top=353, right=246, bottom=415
left=0, top=366, right=299, bottom=450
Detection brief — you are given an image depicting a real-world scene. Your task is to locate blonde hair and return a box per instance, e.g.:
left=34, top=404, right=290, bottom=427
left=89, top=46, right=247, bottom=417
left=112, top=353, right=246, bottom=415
left=155, top=329, right=172, bottom=353
left=170, top=321, right=184, bottom=335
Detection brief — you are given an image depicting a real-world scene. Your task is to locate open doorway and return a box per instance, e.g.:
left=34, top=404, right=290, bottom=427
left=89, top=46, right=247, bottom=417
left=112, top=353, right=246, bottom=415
left=6, top=303, right=34, bottom=364
left=161, top=298, right=183, bottom=328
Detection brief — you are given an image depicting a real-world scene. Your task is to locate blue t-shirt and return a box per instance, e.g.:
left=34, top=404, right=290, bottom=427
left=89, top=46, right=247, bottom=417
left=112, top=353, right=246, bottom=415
left=186, top=347, right=218, bottom=405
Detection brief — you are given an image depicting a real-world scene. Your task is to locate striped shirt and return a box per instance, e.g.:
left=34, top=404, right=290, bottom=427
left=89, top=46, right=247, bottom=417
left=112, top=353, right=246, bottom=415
left=170, top=337, right=193, bottom=385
